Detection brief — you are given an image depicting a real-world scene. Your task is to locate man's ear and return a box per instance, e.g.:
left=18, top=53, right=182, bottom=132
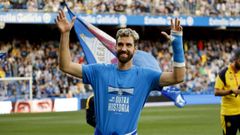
left=133, top=45, right=137, bottom=53
left=134, top=43, right=137, bottom=50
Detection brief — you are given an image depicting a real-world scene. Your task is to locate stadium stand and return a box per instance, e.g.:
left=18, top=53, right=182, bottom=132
left=0, top=0, right=239, bottom=102
left=0, top=0, right=239, bottom=16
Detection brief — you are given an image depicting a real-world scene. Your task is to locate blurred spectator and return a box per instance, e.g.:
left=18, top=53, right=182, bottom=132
left=26, top=0, right=38, bottom=12
left=43, top=0, right=61, bottom=12
left=114, top=0, right=127, bottom=13
left=0, top=0, right=12, bottom=11
left=73, top=0, right=85, bottom=13
left=43, top=0, right=53, bottom=12
left=0, top=66, right=5, bottom=77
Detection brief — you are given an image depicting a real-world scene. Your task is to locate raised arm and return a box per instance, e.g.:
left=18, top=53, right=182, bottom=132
left=159, top=18, right=186, bottom=86
left=56, top=9, right=83, bottom=78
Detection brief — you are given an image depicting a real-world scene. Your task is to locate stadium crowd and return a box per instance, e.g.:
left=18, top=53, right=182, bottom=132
left=0, top=37, right=239, bottom=100
left=0, top=0, right=239, bottom=16
left=0, top=0, right=239, bottom=100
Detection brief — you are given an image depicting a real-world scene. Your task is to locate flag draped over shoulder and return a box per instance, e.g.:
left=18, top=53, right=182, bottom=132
left=66, top=5, right=117, bottom=64
left=65, top=5, right=163, bottom=71
left=65, top=3, right=163, bottom=70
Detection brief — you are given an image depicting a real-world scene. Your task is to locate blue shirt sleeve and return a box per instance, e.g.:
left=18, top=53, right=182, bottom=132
left=82, top=64, right=106, bottom=85
left=143, top=68, right=161, bottom=90
left=82, top=64, right=98, bottom=84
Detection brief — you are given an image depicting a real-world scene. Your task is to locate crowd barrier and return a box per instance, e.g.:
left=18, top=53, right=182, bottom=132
left=0, top=94, right=221, bottom=114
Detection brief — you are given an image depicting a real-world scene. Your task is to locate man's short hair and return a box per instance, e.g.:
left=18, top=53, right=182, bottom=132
left=116, top=28, right=139, bottom=44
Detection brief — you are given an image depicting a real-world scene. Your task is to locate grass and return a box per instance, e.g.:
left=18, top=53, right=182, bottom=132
left=0, top=104, right=227, bottom=135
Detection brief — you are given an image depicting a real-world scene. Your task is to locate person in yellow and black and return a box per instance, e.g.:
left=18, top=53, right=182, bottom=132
left=0, top=66, right=5, bottom=78
left=215, top=48, right=240, bottom=135
left=86, top=95, right=96, bottom=128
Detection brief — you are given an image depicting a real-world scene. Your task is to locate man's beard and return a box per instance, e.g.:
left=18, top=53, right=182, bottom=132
left=117, top=50, right=133, bottom=64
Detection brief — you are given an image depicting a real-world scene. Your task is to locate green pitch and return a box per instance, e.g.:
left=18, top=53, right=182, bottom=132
left=0, top=104, right=225, bottom=135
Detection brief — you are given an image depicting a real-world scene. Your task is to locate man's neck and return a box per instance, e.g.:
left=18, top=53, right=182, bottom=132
left=118, top=60, right=133, bottom=70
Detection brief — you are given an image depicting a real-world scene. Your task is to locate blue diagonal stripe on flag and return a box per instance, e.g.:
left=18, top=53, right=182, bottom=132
left=66, top=5, right=116, bottom=64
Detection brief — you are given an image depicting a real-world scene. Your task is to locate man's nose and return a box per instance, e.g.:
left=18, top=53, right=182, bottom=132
left=121, top=45, right=127, bottom=51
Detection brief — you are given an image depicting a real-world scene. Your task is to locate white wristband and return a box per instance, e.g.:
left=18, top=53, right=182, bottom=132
left=173, top=62, right=185, bottom=67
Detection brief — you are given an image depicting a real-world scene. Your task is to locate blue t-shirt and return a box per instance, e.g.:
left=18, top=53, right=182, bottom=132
left=133, top=50, right=161, bottom=72
left=82, top=64, right=161, bottom=135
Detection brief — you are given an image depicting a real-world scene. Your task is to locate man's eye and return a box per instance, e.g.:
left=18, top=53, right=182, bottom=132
left=117, top=43, right=123, bottom=47
left=127, top=44, right=132, bottom=47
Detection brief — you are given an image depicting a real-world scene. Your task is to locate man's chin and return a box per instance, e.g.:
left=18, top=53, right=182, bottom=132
left=118, top=58, right=130, bottom=64
left=117, top=54, right=133, bottom=64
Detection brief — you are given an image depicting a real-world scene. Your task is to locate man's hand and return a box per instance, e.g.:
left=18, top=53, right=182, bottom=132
left=161, top=18, right=183, bottom=41
left=55, top=9, right=76, bottom=33
left=232, top=89, right=240, bottom=97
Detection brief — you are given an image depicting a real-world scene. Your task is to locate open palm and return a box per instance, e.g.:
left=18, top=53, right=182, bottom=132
left=56, top=9, right=76, bottom=33
left=161, top=18, right=183, bottom=41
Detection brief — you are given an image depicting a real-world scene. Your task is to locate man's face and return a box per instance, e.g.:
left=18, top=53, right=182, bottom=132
left=116, top=36, right=136, bottom=64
